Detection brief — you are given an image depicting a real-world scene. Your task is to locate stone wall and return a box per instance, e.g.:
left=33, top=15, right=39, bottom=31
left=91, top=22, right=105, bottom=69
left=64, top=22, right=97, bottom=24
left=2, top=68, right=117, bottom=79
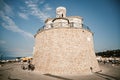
left=33, top=27, right=100, bottom=74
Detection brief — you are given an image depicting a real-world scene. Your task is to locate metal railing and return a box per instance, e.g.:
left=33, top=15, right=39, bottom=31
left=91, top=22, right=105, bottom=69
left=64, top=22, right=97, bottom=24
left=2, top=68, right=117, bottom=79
left=37, top=22, right=91, bottom=33
left=82, top=24, right=91, bottom=31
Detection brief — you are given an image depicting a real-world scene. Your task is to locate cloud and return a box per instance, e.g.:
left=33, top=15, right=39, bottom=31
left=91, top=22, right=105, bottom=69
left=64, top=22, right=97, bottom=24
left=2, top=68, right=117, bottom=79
left=0, top=0, right=13, bottom=17
left=0, top=0, right=33, bottom=39
left=0, top=11, right=33, bottom=38
left=44, top=4, right=52, bottom=11
left=18, top=12, right=29, bottom=20
left=32, top=0, right=45, bottom=4
left=0, top=40, right=6, bottom=44
left=25, top=0, right=52, bottom=21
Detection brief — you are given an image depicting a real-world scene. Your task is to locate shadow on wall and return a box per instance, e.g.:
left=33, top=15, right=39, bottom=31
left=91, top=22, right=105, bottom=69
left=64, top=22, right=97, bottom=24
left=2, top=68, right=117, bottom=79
left=44, top=74, right=73, bottom=80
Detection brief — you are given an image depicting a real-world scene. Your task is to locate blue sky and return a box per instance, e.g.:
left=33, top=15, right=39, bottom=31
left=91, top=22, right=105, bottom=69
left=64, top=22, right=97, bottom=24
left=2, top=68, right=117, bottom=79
left=0, top=0, right=120, bottom=57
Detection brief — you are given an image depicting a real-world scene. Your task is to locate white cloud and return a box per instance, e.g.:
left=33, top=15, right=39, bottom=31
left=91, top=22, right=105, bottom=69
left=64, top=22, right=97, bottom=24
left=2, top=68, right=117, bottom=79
left=0, top=0, right=13, bottom=17
left=4, top=2, right=13, bottom=15
left=18, top=12, right=29, bottom=20
left=0, top=11, right=33, bottom=39
left=0, top=1, right=33, bottom=39
left=37, top=0, right=45, bottom=4
left=44, top=4, right=52, bottom=11
left=25, top=0, right=52, bottom=21
left=0, top=40, right=6, bottom=44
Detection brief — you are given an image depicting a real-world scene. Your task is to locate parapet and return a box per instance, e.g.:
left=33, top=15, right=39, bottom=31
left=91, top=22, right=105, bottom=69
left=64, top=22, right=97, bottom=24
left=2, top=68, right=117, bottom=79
left=36, top=7, right=91, bottom=35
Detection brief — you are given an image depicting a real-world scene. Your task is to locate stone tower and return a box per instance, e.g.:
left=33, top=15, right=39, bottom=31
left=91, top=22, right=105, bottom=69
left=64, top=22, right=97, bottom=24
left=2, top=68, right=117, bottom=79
left=33, top=7, right=100, bottom=74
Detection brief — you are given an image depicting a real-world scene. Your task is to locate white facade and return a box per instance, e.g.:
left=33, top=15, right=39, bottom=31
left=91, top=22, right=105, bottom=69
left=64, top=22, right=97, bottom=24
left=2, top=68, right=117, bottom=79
left=56, top=7, right=66, bottom=18
left=44, top=7, right=83, bottom=29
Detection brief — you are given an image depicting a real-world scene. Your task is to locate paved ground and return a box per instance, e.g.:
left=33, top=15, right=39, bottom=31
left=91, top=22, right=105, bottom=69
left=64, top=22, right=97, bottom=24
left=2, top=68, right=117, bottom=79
left=0, top=62, right=120, bottom=80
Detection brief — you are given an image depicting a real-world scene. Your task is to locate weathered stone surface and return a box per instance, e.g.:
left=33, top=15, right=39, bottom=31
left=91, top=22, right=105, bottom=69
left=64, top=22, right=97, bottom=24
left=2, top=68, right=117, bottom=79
left=33, top=27, right=100, bottom=74
left=33, top=7, right=100, bottom=75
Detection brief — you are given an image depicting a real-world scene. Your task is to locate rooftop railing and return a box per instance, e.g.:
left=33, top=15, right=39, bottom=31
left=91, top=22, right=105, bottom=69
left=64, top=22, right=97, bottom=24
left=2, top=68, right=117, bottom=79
left=82, top=24, right=91, bottom=31
left=37, top=22, right=91, bottom=34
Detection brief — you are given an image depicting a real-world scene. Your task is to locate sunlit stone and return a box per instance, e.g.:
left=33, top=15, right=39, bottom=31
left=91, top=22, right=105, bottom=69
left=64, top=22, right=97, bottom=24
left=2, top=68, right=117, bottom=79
left=33, top=7, right=100, bottom=75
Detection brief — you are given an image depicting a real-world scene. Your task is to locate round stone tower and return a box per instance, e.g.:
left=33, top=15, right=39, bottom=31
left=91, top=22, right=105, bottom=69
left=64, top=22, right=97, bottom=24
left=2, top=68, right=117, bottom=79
left=33, top=7, right=100, bottom=74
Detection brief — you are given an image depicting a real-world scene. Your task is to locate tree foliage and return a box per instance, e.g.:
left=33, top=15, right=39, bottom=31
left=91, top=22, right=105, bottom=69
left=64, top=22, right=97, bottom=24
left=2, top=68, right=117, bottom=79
left=96, top=49, right=120, bottom=57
